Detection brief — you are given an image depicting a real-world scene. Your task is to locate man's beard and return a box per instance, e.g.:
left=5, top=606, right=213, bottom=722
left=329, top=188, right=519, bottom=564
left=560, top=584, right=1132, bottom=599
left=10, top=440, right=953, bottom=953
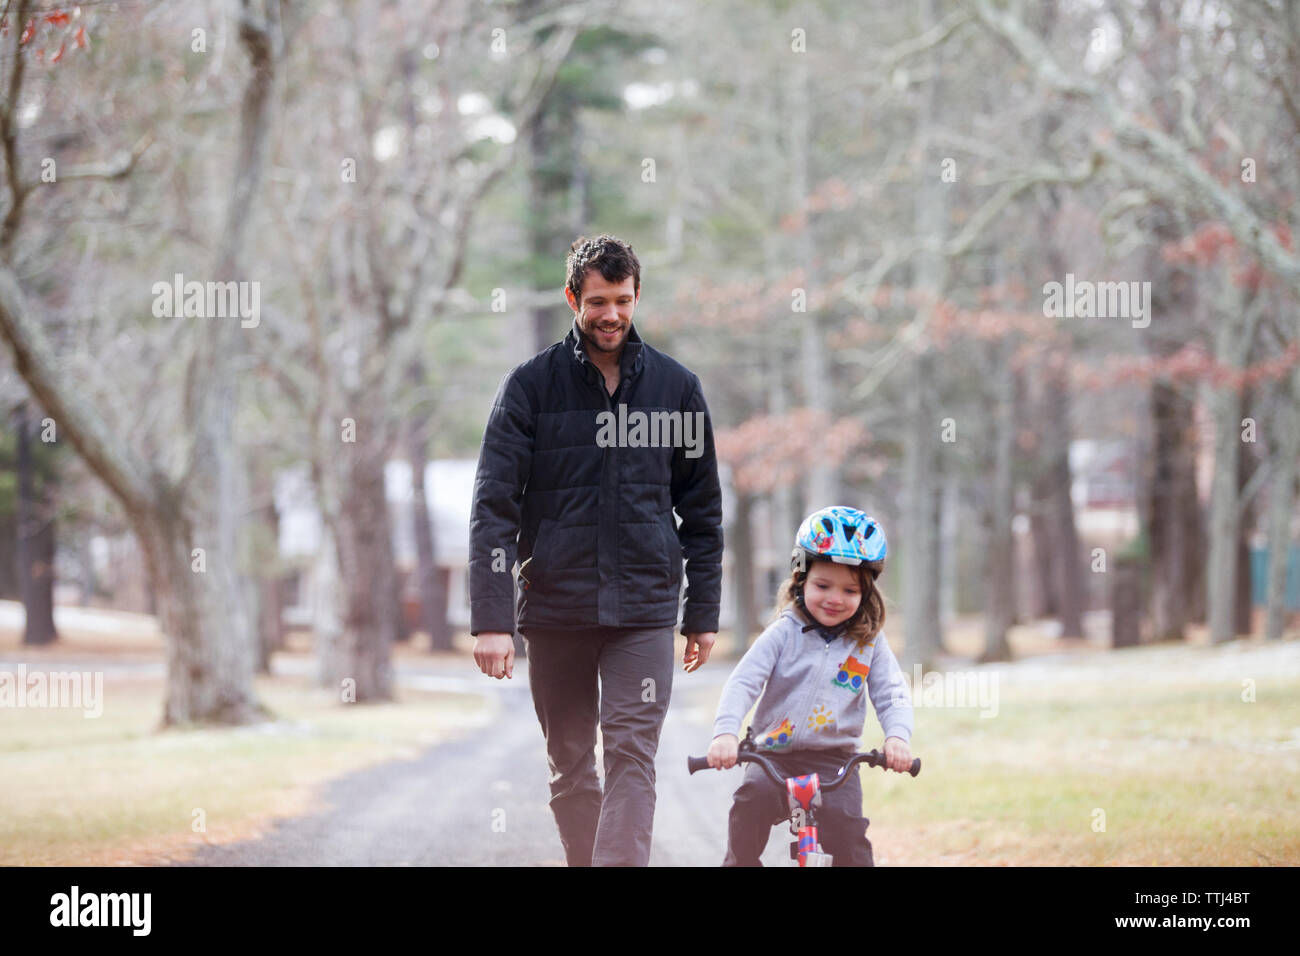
left=581, top=317, right=627, bottom=353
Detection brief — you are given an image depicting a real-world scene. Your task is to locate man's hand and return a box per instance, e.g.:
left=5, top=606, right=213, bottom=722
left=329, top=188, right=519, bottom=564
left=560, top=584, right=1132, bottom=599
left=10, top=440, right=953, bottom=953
left=884, top=735, right=912, bottom=773
left=683, top=632, right=716, bottom=672
left=473, top=632, right=515, bottom=680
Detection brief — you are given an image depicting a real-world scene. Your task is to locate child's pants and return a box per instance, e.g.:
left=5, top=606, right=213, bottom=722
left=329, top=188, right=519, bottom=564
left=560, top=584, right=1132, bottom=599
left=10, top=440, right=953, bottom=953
left=722, top=746, right=874, bottom=866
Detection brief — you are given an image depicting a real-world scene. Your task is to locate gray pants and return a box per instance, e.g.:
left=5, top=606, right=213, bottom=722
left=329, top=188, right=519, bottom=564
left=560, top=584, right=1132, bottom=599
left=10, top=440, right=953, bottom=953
left=521, top=625, right=675, bottom=866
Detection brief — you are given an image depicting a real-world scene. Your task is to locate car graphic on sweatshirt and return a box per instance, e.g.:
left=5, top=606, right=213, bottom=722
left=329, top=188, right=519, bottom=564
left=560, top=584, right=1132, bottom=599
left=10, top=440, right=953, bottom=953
left=759, top=717, right=796, bottom=750
left=832, top=652, right=871, bottom=693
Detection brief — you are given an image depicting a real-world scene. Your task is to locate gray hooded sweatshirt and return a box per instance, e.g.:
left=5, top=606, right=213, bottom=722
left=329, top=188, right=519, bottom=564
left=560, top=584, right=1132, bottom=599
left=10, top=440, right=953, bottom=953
left=712, top=607, right=913, bottom=752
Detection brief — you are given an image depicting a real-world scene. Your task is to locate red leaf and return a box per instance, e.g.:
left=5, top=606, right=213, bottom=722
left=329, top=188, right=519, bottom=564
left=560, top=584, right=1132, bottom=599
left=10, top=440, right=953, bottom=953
left=45, top=12, right=71, bottom=27
left=74, top=25, right=86, bottom=49
left=20, top=18, right=36, bottom=45
left=50, top=40, right=66, bottom=63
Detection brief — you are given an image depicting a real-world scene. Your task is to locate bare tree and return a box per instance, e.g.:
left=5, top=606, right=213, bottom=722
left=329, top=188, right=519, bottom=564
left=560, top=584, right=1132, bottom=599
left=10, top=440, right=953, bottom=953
left=252, top=0, right=588, bottom=697
left=0, top=0, right=284, bottom=725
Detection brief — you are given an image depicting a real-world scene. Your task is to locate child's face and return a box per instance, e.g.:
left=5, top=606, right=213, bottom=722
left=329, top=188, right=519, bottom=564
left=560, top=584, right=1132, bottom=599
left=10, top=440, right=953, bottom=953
left=803, top=561, right=863, bottom=629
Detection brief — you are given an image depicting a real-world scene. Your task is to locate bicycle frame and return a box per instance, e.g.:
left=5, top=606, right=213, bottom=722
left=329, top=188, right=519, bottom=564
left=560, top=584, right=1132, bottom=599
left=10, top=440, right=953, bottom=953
left=784, top=769, right=833, bottom=867
left=687, top=725, right=921, bottom=867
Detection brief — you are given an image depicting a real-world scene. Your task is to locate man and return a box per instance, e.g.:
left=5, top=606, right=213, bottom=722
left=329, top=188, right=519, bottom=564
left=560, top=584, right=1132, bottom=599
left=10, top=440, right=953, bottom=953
left=469, top=234, right=723, bottom=866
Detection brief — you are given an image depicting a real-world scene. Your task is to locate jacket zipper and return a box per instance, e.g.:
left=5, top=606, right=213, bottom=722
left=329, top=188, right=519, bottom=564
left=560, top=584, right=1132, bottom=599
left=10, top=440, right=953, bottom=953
left=791, top=636, right=832, bottom=751
left=586, top=354, right=617, bottom=624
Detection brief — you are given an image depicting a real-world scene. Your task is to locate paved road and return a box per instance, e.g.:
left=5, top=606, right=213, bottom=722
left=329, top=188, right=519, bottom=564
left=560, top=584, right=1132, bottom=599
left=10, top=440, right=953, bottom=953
left=176, top=657, right=792, bottom=867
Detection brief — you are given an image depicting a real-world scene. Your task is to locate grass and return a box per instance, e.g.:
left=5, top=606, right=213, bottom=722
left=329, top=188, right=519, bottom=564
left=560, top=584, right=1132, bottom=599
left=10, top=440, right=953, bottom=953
left=845, top=658, right=1300, bottom=866
left=5, top=601, right=1298, bottom=866
left=0, top=602, right=495, bottom=865
left=0, top=670, right=492, bottom=866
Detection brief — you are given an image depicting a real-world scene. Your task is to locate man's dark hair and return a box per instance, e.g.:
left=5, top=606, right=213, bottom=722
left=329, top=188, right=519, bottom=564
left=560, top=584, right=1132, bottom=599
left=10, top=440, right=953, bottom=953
left=565, top=234, right=641, bottom=306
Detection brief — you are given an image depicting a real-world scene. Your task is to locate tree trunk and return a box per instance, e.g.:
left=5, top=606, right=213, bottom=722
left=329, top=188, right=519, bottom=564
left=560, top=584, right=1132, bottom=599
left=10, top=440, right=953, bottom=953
left=324, top=440, right=399, bottom=702
left=731, top=492, right=757, bottom=652
left=138, top=483, right=267, bottom=727
left=256, top=572, right=283, bottom=674
left=1147, top=380, right=1200, bottom=640
left=527, top=100, right=566, bottom=356
left=1111, top=557, right=1142, bottom=648
left=23, top=502, right=58, bottom=644
left=1028, top=498, right=1057, bottom=619
left=520, top=0, right=578, bottom=356
left=1041, top=366, right=1085, bottom=637
left=409, top=421, right=453, bottom=652
left=980, top=350, right=1015, bottom=664
left=15, top=403, right=57, bottom=646
left=1207, top=372, right=1242, bottom=643
left=313, top=523, right=344, bottom=684
left=1264, top=370, right=1300, bottom=640
left=900, top=0, right=948, bottom=671
left=1141, top=200, right=1205, bottom=639
left=1207, top=283, right=1264, bottom=643
left=0, top=510, right=17, bottom=600
left=1026, top=2, right=1083, bottom=637
left=939, top=472, right=959, bottom=627
left=927, top=476, right=946, bottom=630
left=767, top=335, right=796, bottom=641
left=901, top=360, right=942, bottom=672
left=1234, top=399, right=1259, bottom=637
left=529, top=103, right=553, bottom=356
left=790, top=48, right=835, bottom=510
left=252, top=461, right=284, bottom=674
left=74, top=531, right=96, bottom=607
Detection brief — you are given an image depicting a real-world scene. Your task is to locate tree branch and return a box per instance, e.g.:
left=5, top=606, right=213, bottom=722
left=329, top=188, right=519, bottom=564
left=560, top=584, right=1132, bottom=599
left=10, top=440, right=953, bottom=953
left=0, top=0, right=32, bottom=253
left=872, top=5, right=974, bottom=76
left=37, top=132, right=156, bottom=187
left=0, top=266, right=154, bottom=516
left=971, top=0, right=1300, bottom=289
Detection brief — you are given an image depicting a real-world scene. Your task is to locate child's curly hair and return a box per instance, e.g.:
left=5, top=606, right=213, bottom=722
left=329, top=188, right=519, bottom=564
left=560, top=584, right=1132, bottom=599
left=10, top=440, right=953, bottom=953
left=771, top=558, right=886, bottom=653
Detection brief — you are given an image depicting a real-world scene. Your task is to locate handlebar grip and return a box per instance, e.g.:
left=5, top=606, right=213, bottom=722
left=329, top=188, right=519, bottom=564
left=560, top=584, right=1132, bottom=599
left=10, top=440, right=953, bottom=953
left=687, top=755, right=711, bottom=775
left=872, top=750, right=921, bottom=776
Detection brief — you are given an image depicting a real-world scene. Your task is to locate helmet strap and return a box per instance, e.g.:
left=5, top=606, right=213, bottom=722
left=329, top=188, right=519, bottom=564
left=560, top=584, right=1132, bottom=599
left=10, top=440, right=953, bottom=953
left=794, top=586, right=852, bottom=639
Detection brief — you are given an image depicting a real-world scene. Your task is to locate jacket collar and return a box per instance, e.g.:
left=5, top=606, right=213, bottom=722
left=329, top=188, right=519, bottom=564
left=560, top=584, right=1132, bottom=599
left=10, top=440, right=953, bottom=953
left=565, top=317, right=646, bottom=380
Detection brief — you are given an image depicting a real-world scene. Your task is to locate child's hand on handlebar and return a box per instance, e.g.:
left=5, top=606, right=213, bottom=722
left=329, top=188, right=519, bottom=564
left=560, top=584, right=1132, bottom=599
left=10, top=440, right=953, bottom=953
left=707, top=733, right=739, bottom=770
left=883, top=736, right=912, bottom=773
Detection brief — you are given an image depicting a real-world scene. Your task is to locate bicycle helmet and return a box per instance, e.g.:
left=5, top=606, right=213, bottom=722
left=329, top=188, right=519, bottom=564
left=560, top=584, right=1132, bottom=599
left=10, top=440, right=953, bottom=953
left=790, top=505, right=887, bottom=579
left=789, top=506, right=887, bottom=642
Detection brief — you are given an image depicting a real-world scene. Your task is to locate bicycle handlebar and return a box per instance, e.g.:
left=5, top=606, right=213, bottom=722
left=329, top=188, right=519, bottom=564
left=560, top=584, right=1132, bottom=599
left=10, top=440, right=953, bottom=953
left=687, top=747, right=920, bottom=788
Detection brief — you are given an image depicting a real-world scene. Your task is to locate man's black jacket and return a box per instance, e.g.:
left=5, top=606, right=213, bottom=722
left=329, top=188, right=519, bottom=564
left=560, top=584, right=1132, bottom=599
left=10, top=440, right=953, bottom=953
left=468, top=319, right=723, bottom=636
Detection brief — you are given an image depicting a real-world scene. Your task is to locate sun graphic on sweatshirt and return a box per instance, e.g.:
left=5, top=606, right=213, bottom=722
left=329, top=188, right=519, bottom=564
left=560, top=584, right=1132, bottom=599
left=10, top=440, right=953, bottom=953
left=807, top=705, right=835, bottom=733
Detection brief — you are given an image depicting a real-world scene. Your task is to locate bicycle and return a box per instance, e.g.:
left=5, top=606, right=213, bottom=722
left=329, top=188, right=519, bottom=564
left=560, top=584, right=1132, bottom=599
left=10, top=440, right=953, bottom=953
left=687, top=725, right=921, bottom=867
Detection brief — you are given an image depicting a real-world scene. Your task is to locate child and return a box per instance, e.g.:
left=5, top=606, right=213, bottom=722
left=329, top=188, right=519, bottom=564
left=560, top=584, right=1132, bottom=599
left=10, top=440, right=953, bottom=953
left=707, top=505, right=914, bottom=866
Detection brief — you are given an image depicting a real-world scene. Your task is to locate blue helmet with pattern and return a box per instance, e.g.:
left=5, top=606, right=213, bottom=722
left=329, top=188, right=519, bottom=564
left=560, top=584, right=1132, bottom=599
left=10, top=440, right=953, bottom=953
left=790, top=505, right=887, bottom=580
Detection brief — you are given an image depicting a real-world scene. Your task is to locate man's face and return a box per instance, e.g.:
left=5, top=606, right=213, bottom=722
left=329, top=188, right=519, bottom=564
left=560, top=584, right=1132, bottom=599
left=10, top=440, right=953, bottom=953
left=567, top=272, right=638, bottom=356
